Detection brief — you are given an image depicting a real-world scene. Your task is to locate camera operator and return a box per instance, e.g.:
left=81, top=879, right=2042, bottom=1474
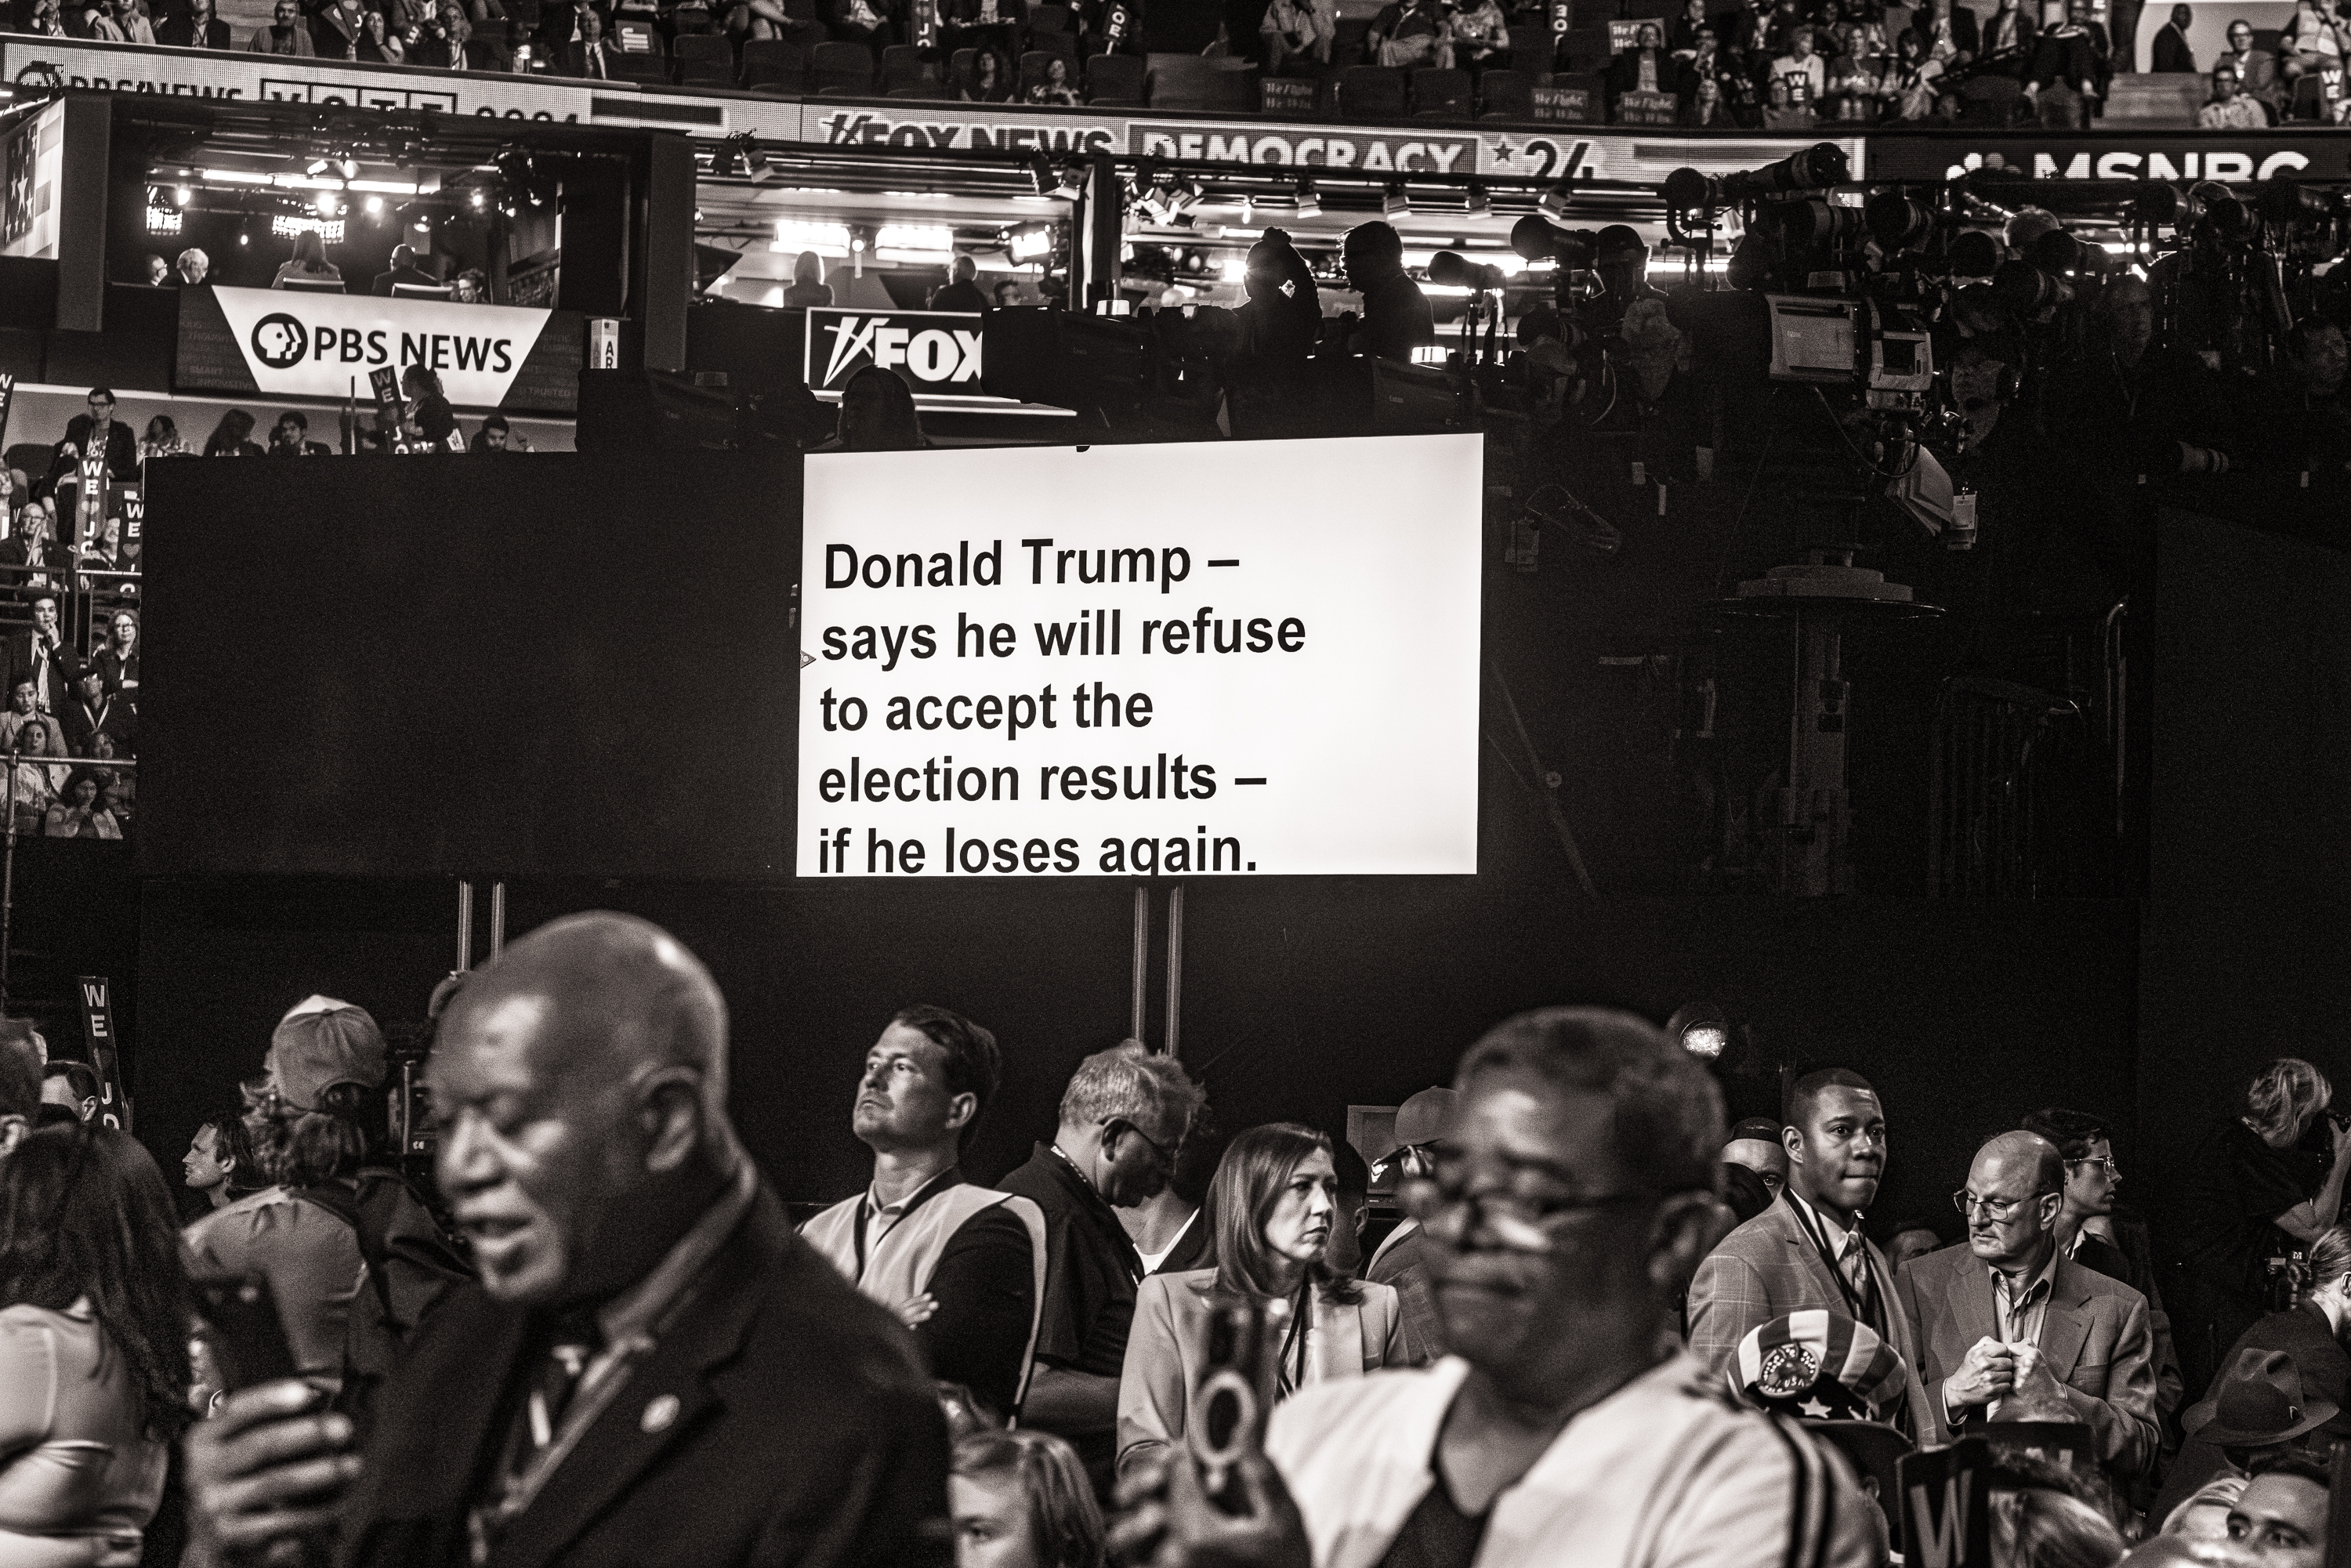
left=2056, top=275, right=2239, bottom=489
left=2248, top=319, right=2350, bottom=484
left=1342, top=222, right=1436, bottom=362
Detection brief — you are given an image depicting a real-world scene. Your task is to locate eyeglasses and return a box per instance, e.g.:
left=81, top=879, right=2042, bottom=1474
left=2069, top=1156, right=2121, bottom=1178
left=1406, top=1168, right=1664, bottom=1255
left=1952, top=1189, right=2054, bottom=1220
left=1106, top=1117, right=1177, bottom=1176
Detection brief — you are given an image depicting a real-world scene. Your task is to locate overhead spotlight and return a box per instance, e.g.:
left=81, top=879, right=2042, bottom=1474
left=363, top=194, right=384, bottom=216
left=339, top=158, right=359, bottom=180
left=1293, top=176, right=1319, bottom=219
left=1382, top=183, right=1409, bottom=218
left=469, top=187, right=487, bottom=210
left=1465, top=180, right=1490, bottom=217
left=1539, top=178, right=1577, bottom=219
left=1027, top=151, right=1054, bottom=197
left=1052, top=163, right=1084, bottom=200
left=305, top=157, right=330, bottom=176
left=313, top=190, right=339, bottom=216
left=172, top=183, right=192, bottom=207
left=1665, top=1003, right=1733, bottom=1061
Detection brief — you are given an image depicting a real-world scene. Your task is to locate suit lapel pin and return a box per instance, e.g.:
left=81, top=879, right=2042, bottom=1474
left=641, top=1393, right=680, bottom=1434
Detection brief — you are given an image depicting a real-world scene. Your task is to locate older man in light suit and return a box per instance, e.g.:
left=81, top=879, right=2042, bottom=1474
left=1896, top=1131, right=2160, bottom=1482
left=1686, top=1068, right=1936, bottom=1438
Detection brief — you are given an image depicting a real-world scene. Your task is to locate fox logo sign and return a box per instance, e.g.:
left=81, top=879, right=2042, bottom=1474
left=810, top=310, right=987, bottom=396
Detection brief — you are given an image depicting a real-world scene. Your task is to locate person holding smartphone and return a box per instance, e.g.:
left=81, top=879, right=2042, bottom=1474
left=1115, top=1124, right=1409, bottom=1482
left=0, top=1124, right=195, bottom=1566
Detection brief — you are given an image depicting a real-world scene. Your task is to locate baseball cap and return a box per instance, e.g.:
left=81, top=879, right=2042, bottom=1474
left=266, top=994, right=386, bottom=1112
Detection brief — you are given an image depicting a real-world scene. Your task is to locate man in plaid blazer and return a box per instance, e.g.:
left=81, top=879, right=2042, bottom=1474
left=1686, top=1069, right=1936, bottom=1438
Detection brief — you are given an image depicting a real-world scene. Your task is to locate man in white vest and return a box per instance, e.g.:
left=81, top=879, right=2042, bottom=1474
left=802, top=1005, right=1046, bottom=1424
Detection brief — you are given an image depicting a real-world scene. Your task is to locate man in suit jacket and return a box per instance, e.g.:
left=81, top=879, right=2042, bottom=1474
left=46, top=388, right=139, bottom=492
left=6, top=592, right=81, bottom=717
left=56, top=669, right=132, bottom=761
left=185, top=913, right=953, bottom=1568
left=2219, top=19, right=2287, bottom=110
left=371, top=245, right=448, bottom=297
left=1897, top=1131, right=2160, bottom=1480
left=1686, top=1068, right=1937, bottom=1437
left=2150, top=2, right=2194, bottom=68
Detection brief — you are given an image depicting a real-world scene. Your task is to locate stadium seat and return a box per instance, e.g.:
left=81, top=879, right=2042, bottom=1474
left=1085, top=50, right=1147, bottom=103
left=880, top=42, right=939, bottom=91
left=672, top=31, right=735, bottom=85
left=1336, top=63, right=1408, bottom=118
left=810, top=38, right=876, bottom=92
left=1956, top=71, right=2021, bottom=122
left=669, top=3, right=716, bottom=32
left=1029, top=26, right=1079, bottom=65
left=1146, top=53, right=1257, bottom=110
left=2290, top=72, right=2326, bottom=118
left=610, top=20, right=670, bottom=79
left=1018, top=47, right=1060, bottom=95
left=740, top=37, right=807, bottom=88
left=1478, top=66, right=1534, bottom=117
left=1412, top=66, right=1473, bottom=116
left=1559, top=24, right=1610, bottom=68
left=1331, top=14, right=1371, bottom=65
left=1506, top=22, right=1552, bottom=70
left=1028, top=2, right=1072, bottom=31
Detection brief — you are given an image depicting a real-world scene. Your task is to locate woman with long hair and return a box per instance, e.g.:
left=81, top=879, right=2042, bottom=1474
left=0, top=1123, right=194, bottom=1563
left=949, top=1429, right=1103, bottom=1568
left=136, top=417, right=189, bottom=462
left=201, top=409, right=263, bottom=458
left=270, top=230, right=344, bottom=292
left=1114, top=1124, right=1409, bottom=1479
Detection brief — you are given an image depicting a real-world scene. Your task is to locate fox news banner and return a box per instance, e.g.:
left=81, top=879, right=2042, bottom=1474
left=797, top=435, right=1483, bottom=878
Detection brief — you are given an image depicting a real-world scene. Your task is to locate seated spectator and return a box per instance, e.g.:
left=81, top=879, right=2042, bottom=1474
left=415, top=2, right=491, bottom=67
left=2199, top=59, right=2272, bottom=124
left=469, top=414, right=527, bottom=453
left=2025, top=0, right=2106, bottom=120
left=784, top=248, right=836, bottom=305
left=553, top=5, right=623, bottom=73
left=266, top=411, right=331, bottom=457
left=20, top=0, right=69, bottom=35
left=357, top=9, right=404, bottom=60
left=99, top=770, right=129, bottom=832
left=939, top=0, right=1020, bottom=63
left=1607, top=20, right=1677, bottom=100
left=1981, top=0, right=2035, bottom=65
left=59, top=668, right=133, bottom=762
left=1666, top=0, right=1714, bottom=54
left=1261, top=0, right=1333, bottom=71
left=1761, top=68, right=1818, bottom=121
left=74, top=516, right=132, bottom=585
left=202, top=409, right=265, bottom=458
left=822, top=0, right=893, bottom=51
left=0, top=510, right=71, bottom=599
left=44, top=768, right=116, bottom=838
left=1820, top=49, right=1879, bottom=117
left=930, top=254, right=988, bottom=313
left=993, top=279, right=1023, bottom=307
left=245, top=0, right=316, bottom=52
left=1027, top=54, right=1079, bottom=103
left=1769, top=24, right=1827, bottom=100
left=450, top=268, right=489, bottom=303
left=1451, top=0, right=1508, bottom=71
left=826, top=366, right=928, bottom=451
left=6, top=726, right=66, bottom=831
left=951, top=1429, right=1105, bottom=1568
left=1367, top=0, right=1452, bottom=67
left=271, top=231, right=344, bottom=293
left=2283, top=0, right=2348, bottom=76
left=0, top=1125, right=194, bottom=1566
left=2217, top=19, right=2286, bottom=111
left=88, top=0, right=155, bottom=42
left=958, top=46, right=1016, bottom=99
left=176, top=248, right=210, bottom=286
left=1116, top=1124, right=1408, bottom=1479
left=92, top=610, right=137, bottom=696
left=466, top=0, right=513, bottom=63
left=1901, top=0, right=1976, bottom=64
left=0, top=683, right=66, bottom=763
left=138, top=415, right=190, bottom=462
left=1884, top=27, right=1943, bottom=117
left=156, top=0, right=232, bottom=44
left=310, top=0, right=371, bottom=56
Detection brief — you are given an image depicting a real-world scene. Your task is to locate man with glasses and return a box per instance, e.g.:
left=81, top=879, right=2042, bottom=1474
left=1897, top=1130, right=2159, bottom=1478
left=999, top=1041, right=1202, bottom=1498
left=1688, top=1067, right=1935, bottom=1437
left=2219, top=18, right=2286, bottom=113
left=48, top=389, right=137, bottom=495
left=2023, top=1105, right=2183, bottom=1426
left=1111, top=1009, right=1876, bottom=1566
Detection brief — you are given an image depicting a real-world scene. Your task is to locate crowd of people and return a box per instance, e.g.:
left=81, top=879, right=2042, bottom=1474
left=0, top=911, right=2347, bottom=1565
left=2150, top=2, right=2351, bottom=125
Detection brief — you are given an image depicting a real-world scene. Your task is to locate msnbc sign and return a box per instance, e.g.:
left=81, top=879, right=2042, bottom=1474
left=208, top=287, right=554, bottom=407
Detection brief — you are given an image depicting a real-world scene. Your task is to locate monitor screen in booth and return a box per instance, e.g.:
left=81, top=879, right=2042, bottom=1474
left=795, top=434, right=1483, bottom=879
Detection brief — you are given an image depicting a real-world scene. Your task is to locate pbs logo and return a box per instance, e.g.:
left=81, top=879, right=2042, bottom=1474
left=251, top=314, right=310, bottom=371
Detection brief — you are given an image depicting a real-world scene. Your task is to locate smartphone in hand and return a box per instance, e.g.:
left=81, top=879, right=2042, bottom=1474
left=192, top=1273, right=301, bottom=1393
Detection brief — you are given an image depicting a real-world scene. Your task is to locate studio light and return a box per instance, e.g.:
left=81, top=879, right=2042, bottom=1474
left=1293, top=176, right=1319, bottom=219
left=364, top=194, right=384, bottom=216
left=1538, top=178, right=1576, bottom=219
left=1465, top=180, right=1490, bottom=218
left=1382, top=183, right=1409, bottom=218
left=172, top=183, right=192, bottom=207
left=1665, top=1003, right=1733, bottom=1060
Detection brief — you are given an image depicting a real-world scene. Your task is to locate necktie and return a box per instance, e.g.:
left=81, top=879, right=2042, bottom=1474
left=523, top=1311, right=602, bottom=1458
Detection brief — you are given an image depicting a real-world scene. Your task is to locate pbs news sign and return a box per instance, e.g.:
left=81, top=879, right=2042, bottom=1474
left=209, top=287, right=554, bottom=407
left=803, top=307, right=1064, bottom=414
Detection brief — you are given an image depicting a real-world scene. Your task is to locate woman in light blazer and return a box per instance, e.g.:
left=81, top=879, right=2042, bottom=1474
left=1116, top=1123, right=1411, bottom=1479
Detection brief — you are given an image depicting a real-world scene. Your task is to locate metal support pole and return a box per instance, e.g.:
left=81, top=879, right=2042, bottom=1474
left=455, top=882, right=474, bottom=975
left=1129, top=886, right=1148, bottom=1045
left=1163, top=884, right=1184, bottom=1059
left=0, top=760, right=17, bottom=1014
left=1077, top=152, right=1124, bottom=311
left=489, top=882, right=506, bottom=960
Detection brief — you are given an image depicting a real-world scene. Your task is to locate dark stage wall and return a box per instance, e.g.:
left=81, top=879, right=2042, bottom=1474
left=130, top=874, right=2141, bottom=1228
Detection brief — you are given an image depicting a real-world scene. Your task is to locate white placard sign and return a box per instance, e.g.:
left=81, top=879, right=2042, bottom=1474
left=208, top=286, right=553, bottom=407
left=797, top=435, right=1482, bottom=878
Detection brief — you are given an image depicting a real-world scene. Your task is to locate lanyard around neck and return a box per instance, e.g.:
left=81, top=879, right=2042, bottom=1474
left=1782, top=1188, right=1878, bottom=1326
